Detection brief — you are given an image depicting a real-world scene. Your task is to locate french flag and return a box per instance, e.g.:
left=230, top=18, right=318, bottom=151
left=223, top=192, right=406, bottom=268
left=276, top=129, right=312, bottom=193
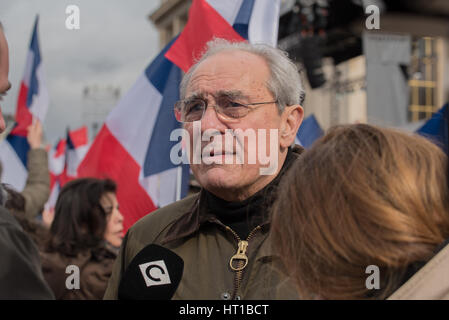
left=295, top=114, right=324, bottom=148
left=45, top=138, right=66, bottom=212
left=45, top=126, right=89, bottom=211
left=0, top=16, right=49, bottom=191
left=49, top=138, right=66, bottom=190
left=78, top=0, right=281, bottom=232
left=61, top=126, right=89, bottom=185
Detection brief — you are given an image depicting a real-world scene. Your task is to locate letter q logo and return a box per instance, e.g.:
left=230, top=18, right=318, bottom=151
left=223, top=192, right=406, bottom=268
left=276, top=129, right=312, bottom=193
left=138, top=260, right=171, bottom=287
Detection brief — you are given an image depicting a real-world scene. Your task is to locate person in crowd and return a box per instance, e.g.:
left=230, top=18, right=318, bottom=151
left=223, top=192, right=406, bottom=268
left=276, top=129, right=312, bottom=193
left=0, top=189, right=54, bottom=299
left=1, top=119, right=51, bottom=248
left=104, top=38, right=305, bottom=299
left=0, top=18, right=49, bottom=220
left=3, top=184, right=48, bottom=246
left=271, top=123, right=449, bottom=299
left=21, top=120, right=51, bottom=219
left=41, top=178, right=123, bottom=299
left=2, top=120, right=51, bottom=237
left=0, top=21, right=54, bottom=299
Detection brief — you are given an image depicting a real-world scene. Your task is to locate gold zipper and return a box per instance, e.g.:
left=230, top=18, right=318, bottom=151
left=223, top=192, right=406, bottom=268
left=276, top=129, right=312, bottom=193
left=226, top=225, right=262, bottom=300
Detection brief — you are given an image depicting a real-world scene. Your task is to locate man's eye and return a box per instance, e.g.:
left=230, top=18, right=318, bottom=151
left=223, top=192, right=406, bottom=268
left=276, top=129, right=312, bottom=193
left=219, top=98, right=245, bottom=108
left=185, top=101, right=204, bottom=113
left=228, top=101, right=245, bottom=108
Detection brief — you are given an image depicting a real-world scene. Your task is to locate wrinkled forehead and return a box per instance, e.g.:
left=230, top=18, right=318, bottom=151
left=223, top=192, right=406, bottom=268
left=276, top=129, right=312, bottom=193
left=186, top=50, right=271, bottom=98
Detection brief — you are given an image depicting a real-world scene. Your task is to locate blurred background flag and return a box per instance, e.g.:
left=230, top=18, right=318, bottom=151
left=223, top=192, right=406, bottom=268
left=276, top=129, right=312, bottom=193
left=44, top=126, right=89, bottom=212
left=45, top=138, right=66, bottom=212
left=416, top=103, right=449, bottom=154
left=0, top=15, right=49, bottom=191
left=48, top=138, right=66, bottom=191
left=295, top=114, right=324, bottom=148
left=61, top=126, right=89, bottom=185
left=78, top=0, right=281, bottom=232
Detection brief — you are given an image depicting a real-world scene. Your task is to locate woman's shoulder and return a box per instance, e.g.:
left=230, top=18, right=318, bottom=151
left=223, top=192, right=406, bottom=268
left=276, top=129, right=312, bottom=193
left=41, top=247, right=116, bottom=300
left=78, top=247, right=117, bottom=299
left=81, top=245, right=117, bottom=278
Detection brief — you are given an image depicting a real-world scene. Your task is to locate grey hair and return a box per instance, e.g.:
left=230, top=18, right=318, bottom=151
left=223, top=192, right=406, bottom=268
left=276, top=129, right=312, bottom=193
left=179, top=38, right=305, bottom=112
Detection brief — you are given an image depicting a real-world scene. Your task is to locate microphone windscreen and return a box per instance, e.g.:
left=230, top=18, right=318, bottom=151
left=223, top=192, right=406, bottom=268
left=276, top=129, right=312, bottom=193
left=118, top=244, right=184, bottom=300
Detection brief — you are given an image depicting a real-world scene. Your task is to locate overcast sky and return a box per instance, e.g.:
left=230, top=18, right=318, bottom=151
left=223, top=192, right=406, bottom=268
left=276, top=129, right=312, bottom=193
left=0, top=0, right=161, bottom=144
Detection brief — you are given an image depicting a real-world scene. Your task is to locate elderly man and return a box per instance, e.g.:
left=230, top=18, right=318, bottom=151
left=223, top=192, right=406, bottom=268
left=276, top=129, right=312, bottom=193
left=104, top=39, right=305, bottom=300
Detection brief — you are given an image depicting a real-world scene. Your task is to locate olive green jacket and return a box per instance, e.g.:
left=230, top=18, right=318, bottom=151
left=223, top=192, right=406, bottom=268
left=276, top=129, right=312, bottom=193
left=104, top=147, right=303, bottom=300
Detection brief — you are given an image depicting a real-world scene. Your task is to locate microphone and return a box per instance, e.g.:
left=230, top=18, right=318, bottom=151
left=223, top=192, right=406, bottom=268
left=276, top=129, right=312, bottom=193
left=118, top=244, right=184, bottom=300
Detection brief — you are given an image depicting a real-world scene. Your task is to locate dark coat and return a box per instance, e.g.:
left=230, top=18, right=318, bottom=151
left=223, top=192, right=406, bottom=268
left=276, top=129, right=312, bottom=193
left=0, top=206, right=54, bottom=299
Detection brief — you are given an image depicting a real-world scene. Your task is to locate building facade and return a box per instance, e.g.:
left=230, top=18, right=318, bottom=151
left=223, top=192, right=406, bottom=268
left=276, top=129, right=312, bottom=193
left=148, top=0, right=449, bottom=132
left=149, top=0, right=190, bottom=48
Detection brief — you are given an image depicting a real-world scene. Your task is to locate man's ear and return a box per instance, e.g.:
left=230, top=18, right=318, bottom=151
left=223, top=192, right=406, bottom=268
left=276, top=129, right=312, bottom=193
left=280, top=105, right=304, bottom=149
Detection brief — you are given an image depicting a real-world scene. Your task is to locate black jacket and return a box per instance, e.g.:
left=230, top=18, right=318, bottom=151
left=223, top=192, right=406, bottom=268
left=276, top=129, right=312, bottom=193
left=0, top=206, right=54, bottom=299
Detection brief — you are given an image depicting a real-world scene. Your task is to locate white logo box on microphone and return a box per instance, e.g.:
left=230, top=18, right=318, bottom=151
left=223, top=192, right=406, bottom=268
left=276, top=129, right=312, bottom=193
left=139, top=260, right=172, bottom=287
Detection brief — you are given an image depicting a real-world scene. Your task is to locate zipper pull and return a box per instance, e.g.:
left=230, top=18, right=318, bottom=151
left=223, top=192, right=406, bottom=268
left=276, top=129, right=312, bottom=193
left=229, top=240, right=249, bottom=271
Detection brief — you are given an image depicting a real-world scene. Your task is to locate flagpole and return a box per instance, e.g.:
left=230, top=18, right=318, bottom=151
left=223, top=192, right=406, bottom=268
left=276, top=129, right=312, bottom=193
left=176, top=164, right=182, bottom=201
left=176, top=144, right=187, bottom=201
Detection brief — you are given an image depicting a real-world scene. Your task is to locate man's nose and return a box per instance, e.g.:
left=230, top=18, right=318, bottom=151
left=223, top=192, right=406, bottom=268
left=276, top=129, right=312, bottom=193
left=201, top=104, right=227, bottom=133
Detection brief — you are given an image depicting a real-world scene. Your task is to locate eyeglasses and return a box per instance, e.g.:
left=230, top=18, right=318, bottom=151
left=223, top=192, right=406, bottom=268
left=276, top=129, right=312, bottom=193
left=174, top=95, right=277, bottom=123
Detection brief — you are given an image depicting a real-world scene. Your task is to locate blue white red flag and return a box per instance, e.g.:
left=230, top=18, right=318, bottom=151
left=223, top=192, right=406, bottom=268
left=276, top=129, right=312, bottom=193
left=45, top=126, right=89, bottom=211
left=295, top=114, right=324, bottom=148
left=416, top=103, right=449, bottom=154
left=61, top=126, right=89, bottom=185
left=78, top=0, right=281, bottom=232
left=49, top=138, right=66, bottom=189
left=45, top=138, right=66, bottom=212
left=0, top=16, right=49, bottom=191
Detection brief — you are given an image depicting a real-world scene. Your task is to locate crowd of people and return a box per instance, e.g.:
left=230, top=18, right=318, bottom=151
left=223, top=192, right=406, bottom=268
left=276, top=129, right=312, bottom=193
left=2, top=19, right=449, bottom=300
left=0, top=115, right=124, bottom=299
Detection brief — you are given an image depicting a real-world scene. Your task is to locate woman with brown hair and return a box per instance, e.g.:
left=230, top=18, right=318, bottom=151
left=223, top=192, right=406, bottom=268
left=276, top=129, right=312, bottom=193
left=271, top=123, right=449, bottom=299
left=41, top=178, right=124, bottom=299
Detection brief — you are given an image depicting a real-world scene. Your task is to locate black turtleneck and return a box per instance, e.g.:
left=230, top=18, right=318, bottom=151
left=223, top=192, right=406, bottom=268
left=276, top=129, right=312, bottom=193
left=205, top=147, right=296, bottom=240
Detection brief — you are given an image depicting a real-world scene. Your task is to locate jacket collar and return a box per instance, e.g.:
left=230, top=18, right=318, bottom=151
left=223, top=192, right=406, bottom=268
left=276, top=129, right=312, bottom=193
left=161, top=145, right=304, bottom=246
left=388, top=240, right=449, bottom=299
left=161, top=189, right=216, bottom=245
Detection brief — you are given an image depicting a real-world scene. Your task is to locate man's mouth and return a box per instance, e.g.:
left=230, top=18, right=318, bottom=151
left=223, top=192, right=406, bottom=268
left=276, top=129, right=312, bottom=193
left=201, top=150, right=237, bottom=165
left=208, top=150, right=235, bottom=157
